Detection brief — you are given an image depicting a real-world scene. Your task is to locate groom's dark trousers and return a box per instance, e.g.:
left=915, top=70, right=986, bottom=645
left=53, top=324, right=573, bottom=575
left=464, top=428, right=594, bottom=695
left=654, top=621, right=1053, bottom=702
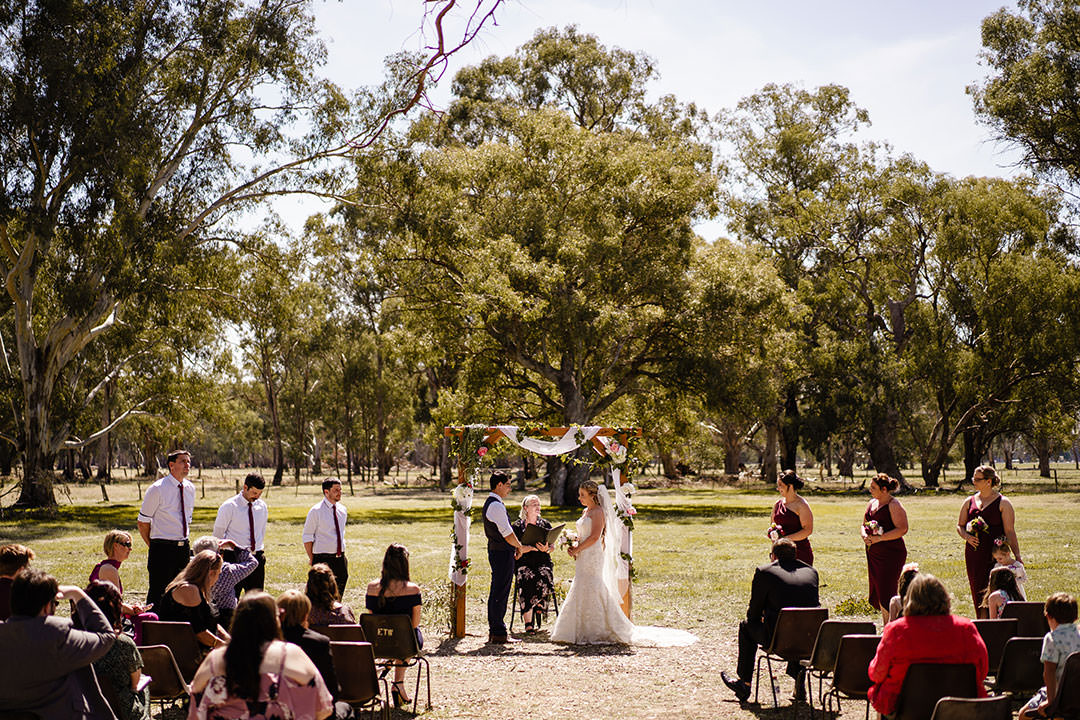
left=487, top=546, right=515, bottom=636
left=483, top=493, right=516, bottom=637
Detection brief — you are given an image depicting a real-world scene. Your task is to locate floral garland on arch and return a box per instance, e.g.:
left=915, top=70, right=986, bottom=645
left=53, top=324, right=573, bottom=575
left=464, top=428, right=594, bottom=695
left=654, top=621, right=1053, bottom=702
left=447, top=425, right=492, bottom=585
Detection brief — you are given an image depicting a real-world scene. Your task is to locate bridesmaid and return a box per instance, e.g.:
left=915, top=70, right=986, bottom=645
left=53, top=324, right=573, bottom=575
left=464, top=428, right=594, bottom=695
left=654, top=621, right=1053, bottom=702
left=862, top=473, right=909, bottom=625
left=772, top=470, right=814, bottom=565
left=957, top=465, right=1021, bottom=618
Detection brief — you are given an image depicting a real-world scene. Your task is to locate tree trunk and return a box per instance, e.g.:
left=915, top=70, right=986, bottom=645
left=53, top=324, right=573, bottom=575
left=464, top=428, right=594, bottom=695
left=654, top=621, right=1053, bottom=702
left=779, top=387, right=799, bottom=471
left=16, top=363, right=59, bottom=507
left=0, top=441, right=13, bottom=476
left=761, top=418, right=779, bottom=483
left=142, top=430, right=157, bottom=477
left=548, top=456, right=568, bottom=506
left=438, top=436, right=452, bottom=490
left=658, top=447, right=678, bottom=478
left=1032, top=434, right=1052, bottom=478
left=868, top=403, right=911, bottom=492
left=722, top=423, right=742, bottom=475
left=375, top=345, right=388, bottom=486
left=836, top=435, right=855, bottom=478
left=312, top=431, right=322, bottom=475
left=96, top=379, right=112, bottom=480
left=962, top=425, right=986, bottom=486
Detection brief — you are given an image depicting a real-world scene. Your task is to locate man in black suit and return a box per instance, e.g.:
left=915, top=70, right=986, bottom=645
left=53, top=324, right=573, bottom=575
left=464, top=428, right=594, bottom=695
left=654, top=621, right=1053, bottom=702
left=722, top=537, right=820, bottom=702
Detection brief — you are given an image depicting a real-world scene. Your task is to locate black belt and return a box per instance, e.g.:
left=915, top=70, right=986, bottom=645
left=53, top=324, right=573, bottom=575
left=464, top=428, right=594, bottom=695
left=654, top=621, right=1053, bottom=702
left=150, top=538, right=189, bottom=547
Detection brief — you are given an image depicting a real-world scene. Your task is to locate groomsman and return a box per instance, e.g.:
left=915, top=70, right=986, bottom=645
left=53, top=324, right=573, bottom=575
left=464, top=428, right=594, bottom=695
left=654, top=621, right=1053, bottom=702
left=213, top=473, right=268, bottom=594
left=483, top=470, right=531, bottom=644
left=303, top=479, right=349, bottom=594
left=138, top=449, right=195, bottom=605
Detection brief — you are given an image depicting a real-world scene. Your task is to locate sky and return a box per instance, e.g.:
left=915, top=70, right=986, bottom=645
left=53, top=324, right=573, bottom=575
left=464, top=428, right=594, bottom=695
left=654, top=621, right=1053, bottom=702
left=275, top=0, right=1026, bottom=237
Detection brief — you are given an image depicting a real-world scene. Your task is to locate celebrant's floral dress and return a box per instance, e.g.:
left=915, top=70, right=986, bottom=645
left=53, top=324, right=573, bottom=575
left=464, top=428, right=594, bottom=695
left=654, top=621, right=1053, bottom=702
left=512, top=518, right=555, bottom=622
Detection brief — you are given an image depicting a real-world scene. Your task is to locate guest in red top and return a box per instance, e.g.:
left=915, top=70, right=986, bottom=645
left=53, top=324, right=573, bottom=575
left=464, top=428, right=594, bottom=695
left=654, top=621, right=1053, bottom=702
left=868, top=573, right=988, bottom=716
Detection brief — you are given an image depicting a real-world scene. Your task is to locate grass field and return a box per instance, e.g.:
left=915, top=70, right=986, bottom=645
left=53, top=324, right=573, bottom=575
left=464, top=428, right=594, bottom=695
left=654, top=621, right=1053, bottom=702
left=1, top=469, right=1078, bottom=719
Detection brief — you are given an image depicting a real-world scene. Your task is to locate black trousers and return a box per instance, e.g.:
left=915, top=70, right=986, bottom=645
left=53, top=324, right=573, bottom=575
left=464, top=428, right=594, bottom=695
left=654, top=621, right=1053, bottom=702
left=487, top=546, right=515, bottom=636
left=223, top=549, right=266, bottom=596
left=737, top=620, right=801, bottom=682
left=147, top=539, right=191, bottom=605
left=312, top=553, right=349, bottom=596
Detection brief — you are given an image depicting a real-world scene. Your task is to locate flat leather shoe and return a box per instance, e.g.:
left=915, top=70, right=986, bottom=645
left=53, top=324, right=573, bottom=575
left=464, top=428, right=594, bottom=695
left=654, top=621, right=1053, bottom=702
left=721, top=671, right=751, bottom=702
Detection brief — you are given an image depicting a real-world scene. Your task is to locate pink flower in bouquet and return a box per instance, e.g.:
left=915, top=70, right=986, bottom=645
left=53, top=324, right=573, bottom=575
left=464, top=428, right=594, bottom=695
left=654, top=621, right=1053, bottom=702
left=477, top=446, right=487, bottom=457
left=965, top=516, right=988, bottom=534
left=863, top=520, right=883, bottom=536
left=767, top=523, right=783, bottom=541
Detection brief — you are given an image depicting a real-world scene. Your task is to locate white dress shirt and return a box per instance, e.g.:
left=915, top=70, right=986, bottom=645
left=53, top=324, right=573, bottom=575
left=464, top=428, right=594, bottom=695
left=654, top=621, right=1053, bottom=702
left=302, top=498, right=347, bottom=555
left=213, top=493, right=268, bottom=551
left=484, top=493, right=513, bottom=537
left=137, top=474, right=195, bottom=540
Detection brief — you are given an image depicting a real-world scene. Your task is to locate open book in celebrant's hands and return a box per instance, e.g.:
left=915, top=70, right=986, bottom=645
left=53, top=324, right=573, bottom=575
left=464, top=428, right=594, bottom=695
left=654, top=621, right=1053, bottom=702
left=520, top=523, right=565, bottom=547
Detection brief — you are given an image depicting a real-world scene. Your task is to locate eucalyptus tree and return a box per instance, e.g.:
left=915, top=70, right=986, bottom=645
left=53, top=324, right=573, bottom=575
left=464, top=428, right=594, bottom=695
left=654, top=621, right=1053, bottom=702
left=0, top=0, right=509, bottom=507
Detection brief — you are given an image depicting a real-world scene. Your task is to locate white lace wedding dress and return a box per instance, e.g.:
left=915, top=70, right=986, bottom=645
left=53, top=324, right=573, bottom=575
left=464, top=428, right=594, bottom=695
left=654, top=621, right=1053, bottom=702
left=549, top=491, right=697, bottom=647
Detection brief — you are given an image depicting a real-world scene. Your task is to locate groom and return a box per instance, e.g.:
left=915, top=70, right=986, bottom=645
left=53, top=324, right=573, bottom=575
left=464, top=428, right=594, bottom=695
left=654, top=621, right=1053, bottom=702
left=484, top=470, right=532, bottom=644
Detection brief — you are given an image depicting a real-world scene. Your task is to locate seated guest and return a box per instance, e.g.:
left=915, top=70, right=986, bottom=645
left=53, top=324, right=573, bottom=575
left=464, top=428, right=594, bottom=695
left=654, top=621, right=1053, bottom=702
left=869, top=573, right=988, bottom=716
left=981, top=565, right=1022, bottom=619
left=0, top=568, right=116, bottom=719
left=1019, top=592, right=1080, bottom=720
left=154, top=549, right=230, bottom=649
left=84, top=580, right=150, bottom=720
left=189, top=592, right=333, bottom=719
left=278, top=590, right=355, bottom=720
left=0, top=543, right=34, bottom=620
left=511, top=495, right=555, bottom=632
left=192, top=535, right=257, bottom=630
left=365, top=544, right=423, bottom=708
left=89, top=530, right=157, bottom=642
left=887, top=562, right=921, bottom=623
left=720, top=538, right=819, bottom=702
left=306, top=562, right=355, bottom=628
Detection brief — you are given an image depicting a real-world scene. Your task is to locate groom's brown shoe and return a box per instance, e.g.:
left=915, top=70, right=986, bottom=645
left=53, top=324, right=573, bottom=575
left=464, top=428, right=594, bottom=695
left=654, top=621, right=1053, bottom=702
left=488, top=634, right=521, bottom=644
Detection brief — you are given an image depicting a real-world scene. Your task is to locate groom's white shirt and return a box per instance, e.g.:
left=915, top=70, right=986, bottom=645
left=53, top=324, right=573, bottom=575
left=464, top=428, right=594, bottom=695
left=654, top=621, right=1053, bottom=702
left=484, top=492, right=513, bottom=537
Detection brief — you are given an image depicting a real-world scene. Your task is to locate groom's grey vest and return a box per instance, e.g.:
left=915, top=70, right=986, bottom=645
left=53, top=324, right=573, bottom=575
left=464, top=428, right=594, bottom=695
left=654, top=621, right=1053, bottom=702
left=483, top=495, right=513, bottom=552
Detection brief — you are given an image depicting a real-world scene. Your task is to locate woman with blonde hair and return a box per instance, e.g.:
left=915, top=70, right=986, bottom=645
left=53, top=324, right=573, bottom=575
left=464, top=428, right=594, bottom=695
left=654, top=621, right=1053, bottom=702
left=154, top=550, right=229, bottom=649
left=957, top=465, right=1022, bottom=617
left=868, top=574, right=988, bottom=716
left=511, top=495, right=555, bottom=633
left=89, top=530, right=157, bottom=641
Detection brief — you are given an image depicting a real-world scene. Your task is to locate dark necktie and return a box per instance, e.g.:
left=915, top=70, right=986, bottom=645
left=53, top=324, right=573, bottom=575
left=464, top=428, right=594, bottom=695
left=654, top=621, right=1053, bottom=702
left=331, top=504, right=343, bottom=556
left=178, top=482, right=187, bottom=538
left=248, top=501, right=256, bottom=551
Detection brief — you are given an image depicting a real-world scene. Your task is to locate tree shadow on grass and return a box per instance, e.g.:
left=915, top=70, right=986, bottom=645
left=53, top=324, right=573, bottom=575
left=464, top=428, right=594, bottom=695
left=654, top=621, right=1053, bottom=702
left=429, top=634, right=634, bottom=657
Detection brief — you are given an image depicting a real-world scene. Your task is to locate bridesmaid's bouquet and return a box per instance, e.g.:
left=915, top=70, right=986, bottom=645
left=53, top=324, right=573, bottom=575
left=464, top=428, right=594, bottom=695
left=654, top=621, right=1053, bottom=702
left=966, top=517, right=989, bottom=534
left=766, top=523, right=784, bottom=541
left=863, top=520, right=883, bottom=536
left=557, top=529, right=579, bottom=550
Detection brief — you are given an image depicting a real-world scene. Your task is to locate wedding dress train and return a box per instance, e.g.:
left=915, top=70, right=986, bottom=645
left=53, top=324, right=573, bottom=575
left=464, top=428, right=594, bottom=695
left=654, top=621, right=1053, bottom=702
left=549, top=490, right=697, bottom=647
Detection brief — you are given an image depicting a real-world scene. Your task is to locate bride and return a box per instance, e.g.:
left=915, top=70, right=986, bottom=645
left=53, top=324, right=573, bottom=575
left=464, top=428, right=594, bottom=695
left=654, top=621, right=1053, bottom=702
left=550, top=480, right=696, bottom=646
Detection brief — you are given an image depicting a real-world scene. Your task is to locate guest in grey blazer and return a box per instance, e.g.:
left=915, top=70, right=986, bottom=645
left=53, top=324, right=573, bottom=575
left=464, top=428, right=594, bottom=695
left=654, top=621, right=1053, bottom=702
left=0, top=567, right=117, bottom=719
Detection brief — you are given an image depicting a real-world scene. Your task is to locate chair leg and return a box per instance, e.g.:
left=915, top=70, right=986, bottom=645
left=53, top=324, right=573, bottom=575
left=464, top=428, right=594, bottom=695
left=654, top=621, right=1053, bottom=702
left=509, top=576, right=518, bottom=632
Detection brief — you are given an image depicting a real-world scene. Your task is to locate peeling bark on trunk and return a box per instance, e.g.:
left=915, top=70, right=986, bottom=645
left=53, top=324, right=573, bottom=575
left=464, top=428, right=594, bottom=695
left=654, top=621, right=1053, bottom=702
left=962, top=425, right=986, bottom=486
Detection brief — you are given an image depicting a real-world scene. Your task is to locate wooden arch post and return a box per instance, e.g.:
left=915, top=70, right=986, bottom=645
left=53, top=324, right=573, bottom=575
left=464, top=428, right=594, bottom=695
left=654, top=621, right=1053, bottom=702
left=444, top=425, right=642, bottom=638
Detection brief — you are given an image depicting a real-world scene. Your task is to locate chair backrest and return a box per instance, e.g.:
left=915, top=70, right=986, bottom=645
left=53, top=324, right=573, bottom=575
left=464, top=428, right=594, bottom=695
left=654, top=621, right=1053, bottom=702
left=992, top=637, right=1044, bottom=695
left=137, top=644, right=190, bottom=700
left=972, top=618, right=1019, bottom=673
left=1000, top=602, right=1049, bottom=637
left=93, top=665, right=124, bottom=719
left=319, top=624, right=366, bottom=643
left=930, top=695, right=1012, bottom=720
left=807, top=620, right=877, bottom=674
left=831, top=634, right=882, bottom=697
left=767, top=607, right=830, bottom=661
left=140, top=621, right=203, bottom=683
left=359, top=613, right=419, bottom=662
left=330, top=641, right=380, bottom=706
left=895, top=663, right=977, bottom=720
left=1045, top=651, right=1080, bottom=719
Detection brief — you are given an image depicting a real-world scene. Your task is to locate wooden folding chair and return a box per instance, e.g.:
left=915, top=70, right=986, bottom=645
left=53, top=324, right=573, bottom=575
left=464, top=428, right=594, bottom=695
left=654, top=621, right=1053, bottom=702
left=821, top=634, right=881, bottom=720
left=138, top=644, right=191, bottom=716
left=140, top=620, right=203, bottom=683
left=894, top=663, right=977, bottom=720
left=319, top=623, right=366, bottom=643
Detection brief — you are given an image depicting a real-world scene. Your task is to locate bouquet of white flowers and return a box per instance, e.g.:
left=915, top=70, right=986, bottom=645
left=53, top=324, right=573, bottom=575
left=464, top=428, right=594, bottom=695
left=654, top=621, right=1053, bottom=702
left=556, top=528, right=579, bottom=550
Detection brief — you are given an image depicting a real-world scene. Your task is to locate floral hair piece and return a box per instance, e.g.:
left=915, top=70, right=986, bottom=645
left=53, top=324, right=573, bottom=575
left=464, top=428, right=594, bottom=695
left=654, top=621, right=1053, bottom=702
left=993, top=536, right=1007, bottom=547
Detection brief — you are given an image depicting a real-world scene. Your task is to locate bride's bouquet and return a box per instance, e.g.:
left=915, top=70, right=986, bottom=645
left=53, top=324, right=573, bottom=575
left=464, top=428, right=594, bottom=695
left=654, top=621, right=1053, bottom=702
left=863, top=519, right=883, bottom=536
left=766, top=523, right=783, bottom=541
left=557, top=528, right=579, bottom=550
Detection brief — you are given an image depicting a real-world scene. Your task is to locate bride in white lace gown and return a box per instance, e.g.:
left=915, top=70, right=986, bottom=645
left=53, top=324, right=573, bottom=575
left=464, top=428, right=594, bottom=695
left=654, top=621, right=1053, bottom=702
left=550, top=480, right=697, bottom=647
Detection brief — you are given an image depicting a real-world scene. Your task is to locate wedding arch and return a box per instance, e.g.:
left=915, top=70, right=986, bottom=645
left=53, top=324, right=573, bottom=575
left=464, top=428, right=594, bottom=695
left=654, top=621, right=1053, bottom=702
left=443, top=425, right=642, bottom=638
